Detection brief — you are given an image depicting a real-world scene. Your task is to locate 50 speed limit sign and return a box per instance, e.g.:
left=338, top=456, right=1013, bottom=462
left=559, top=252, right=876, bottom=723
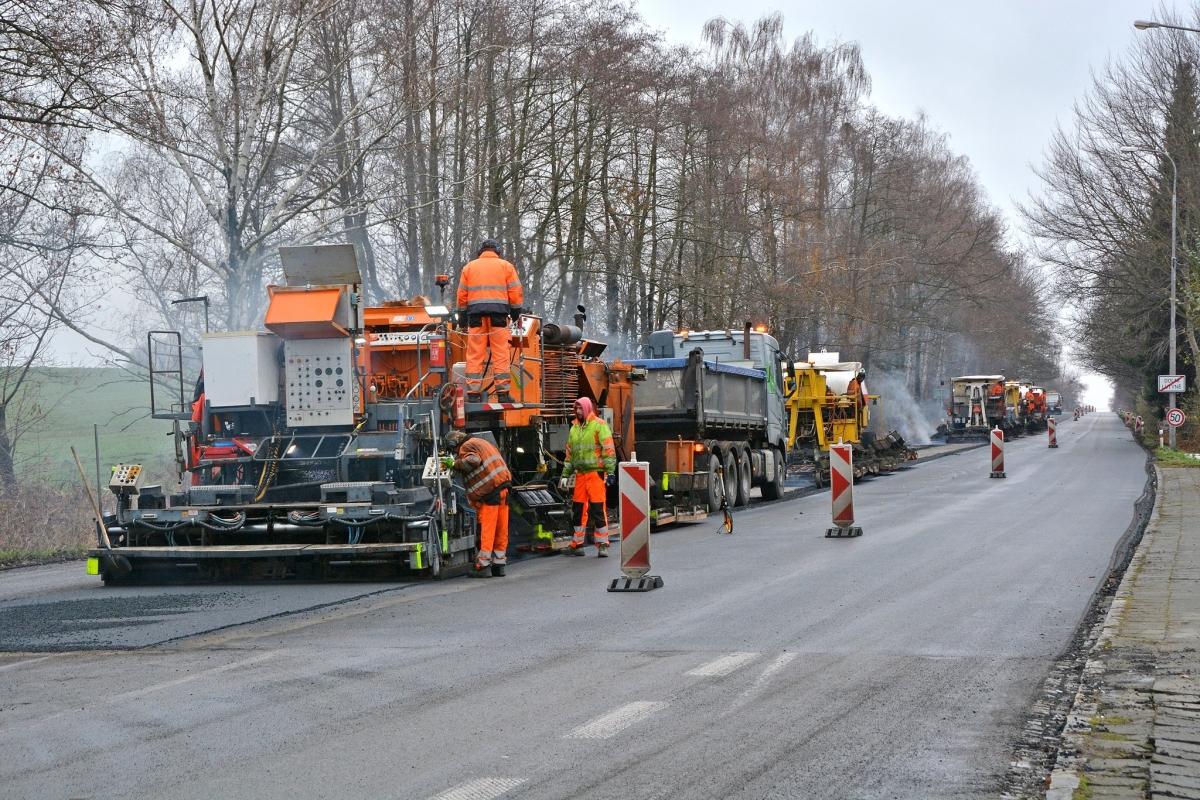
left=1167, top=408, right=1187, bottom=428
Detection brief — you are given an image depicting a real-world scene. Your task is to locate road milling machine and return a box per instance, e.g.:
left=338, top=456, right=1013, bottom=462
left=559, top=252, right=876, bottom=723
left=940, top=374, right=1009, bottom=442
left=783, top=353, right=916, bottom=486
left=88, top=245, right=626, bottom=583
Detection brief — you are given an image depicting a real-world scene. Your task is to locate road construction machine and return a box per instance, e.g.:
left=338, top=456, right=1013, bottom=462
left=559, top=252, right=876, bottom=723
left=88, top=245, right=623, bottom=584
left=783, top=353, right=916, bottom=486
left=940, top=375, right=1008, bottom=442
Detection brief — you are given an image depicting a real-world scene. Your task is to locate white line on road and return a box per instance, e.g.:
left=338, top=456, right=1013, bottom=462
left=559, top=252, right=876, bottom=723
left=686, top=651, right=760, bottom=677
left=731, top=652, right=797, bottom=708
left=0, top=655, right=53, bottom=672
left=30, top=651, right=277, bottom=725
left=429, top=777, right=526, bottom=800
left=564, top=701, right=669, bottom=739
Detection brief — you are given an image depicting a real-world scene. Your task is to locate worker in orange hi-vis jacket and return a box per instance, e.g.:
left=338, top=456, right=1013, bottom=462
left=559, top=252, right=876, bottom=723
left=443, top=430, right=513, bottom=578
left=559, top=397, right=617, bottom=557
left=455, top=239, right=523, bottom=403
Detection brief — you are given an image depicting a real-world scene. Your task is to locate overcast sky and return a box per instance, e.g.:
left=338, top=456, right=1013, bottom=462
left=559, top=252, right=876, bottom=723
left=636, top=0, right=1181, bottom=408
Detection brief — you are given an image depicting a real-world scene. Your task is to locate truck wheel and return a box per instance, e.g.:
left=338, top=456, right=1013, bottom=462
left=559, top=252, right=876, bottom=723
left=761, top=447, right=786, bottom=500
left=722, top=450, right=738, bottom=508
left=734, top=445, right=752, bottom=507
left=706, top=453, right=724, bottom=511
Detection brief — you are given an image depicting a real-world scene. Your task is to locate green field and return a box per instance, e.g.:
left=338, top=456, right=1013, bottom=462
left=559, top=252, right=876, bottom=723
left=17, top=368, right=178, bottom=488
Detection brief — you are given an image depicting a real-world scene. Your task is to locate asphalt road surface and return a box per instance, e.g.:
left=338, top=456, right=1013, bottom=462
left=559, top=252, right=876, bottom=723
left=0, top=413, right=1145, bottom=799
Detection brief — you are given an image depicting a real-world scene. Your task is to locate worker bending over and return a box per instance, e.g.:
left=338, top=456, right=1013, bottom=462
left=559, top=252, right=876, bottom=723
left=456, top=239, right=523, bottom=403
left=560, top=397, right=616, bottom=557
left=443, top=430, right=512, bottom=578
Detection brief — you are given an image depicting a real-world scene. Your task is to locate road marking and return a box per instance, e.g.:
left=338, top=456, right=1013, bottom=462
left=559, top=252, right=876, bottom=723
left=30, top=651, right=276, bottom=725
left=732, top=652, right=797, bottom=708
left=686, top=652, right=760, bottom=677
left=0, top=655, right=53, bottom=672
left=429, top=777, right=525, bottom=800
left=565, top=701, right=668, bottom=739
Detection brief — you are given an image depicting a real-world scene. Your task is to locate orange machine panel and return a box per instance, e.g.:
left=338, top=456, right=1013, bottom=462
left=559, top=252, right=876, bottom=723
left=265, top=287, right=348, bottom=339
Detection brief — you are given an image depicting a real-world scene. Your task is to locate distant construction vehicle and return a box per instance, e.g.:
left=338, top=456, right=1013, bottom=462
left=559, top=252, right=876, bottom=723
left=783, top=353, right=915, bottom=486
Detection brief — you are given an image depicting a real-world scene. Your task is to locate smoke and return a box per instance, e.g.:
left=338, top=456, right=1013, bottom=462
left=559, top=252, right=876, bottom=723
left=865, top=371, right=944, bottom=445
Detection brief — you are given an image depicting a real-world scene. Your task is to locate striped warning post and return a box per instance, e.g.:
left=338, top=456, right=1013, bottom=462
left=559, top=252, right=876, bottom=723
left=609, top=457, right=662, bottom=592
left=990, top=428, right=1005, bottom=478
left=1135, top=416, right=1144, bottom=435
left=826, top=443, right=862, bottom=538
left=1048, top=416, right=1058, bottom=448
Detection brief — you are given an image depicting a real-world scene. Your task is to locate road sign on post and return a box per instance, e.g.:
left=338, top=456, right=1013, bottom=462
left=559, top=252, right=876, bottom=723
left=1159, top=375, right=1187, bottom=393
left=1048, top=416, right=1058, bottom=448
left=826, top=443, right=862, bottom=538
left=608, top=456, right=663, bottom=592
left=1167, top=408, right=1187, bottom=428
left=990, top=428, right=1006, bottom=478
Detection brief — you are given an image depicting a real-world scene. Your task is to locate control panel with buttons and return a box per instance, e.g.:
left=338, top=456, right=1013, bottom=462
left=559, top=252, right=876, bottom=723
left=284, top=338, right=358, bottom=427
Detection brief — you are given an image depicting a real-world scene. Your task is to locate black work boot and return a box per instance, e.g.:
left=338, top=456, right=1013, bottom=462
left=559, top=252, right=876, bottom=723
left=467, top=391, right=482, bottom=403
left=495, top=391, right=515, bottom=404
left=491, top=563, right=506, bottom=577
left=468, top=566, right=491, bottom=578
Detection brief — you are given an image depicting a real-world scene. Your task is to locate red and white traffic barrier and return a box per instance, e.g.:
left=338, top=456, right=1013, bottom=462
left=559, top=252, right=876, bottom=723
left=826, top=442, right=862, bottom=538
left=990, top=428, right=1005, bottom=478
left=609, top=455, right=663, bottom=592
left=1048, top=416, right=1058, bottom=448
left=1135, top=416, right=1144, bottom=435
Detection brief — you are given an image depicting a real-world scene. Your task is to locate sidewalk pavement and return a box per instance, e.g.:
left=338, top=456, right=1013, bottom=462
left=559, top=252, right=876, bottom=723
left=1048, top=466, right=1200, bottom=800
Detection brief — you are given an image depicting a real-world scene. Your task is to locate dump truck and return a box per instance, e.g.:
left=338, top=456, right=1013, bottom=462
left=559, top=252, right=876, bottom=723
left=627, top=326, right=788, bottom=517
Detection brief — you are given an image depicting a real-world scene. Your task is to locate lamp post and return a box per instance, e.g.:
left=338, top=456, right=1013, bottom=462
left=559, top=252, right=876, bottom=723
left=1121, top=145, right=1179, bottom=449
left=1135, top=19, right=1200, bottom=34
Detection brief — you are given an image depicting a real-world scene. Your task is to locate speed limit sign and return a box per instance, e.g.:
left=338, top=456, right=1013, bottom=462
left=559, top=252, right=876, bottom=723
left=1167, top=408, right=1187, bottom=428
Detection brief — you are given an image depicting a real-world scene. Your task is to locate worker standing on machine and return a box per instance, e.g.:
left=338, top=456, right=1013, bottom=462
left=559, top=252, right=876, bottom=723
left=456, top=239, right=523, bottom=403
left=845, top=370, right=867, bottom=413
left=442, top=430, right=512, bottom=578
left=560, top=397, right=616, bottom=557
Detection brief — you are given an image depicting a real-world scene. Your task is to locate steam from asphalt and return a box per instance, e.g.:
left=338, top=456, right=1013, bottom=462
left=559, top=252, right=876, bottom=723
left=866, top=371, right=943, bottom=445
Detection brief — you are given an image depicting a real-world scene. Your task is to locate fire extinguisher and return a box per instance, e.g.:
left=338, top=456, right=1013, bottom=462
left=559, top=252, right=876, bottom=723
left=453, top=384, right=466, bottom=428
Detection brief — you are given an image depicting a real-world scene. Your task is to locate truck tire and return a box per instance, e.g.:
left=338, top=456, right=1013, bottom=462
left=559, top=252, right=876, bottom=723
left=722, top=449, right=738, bottom=508
left=761, top=446, right=786, bottom=500
left=734, top=444, right=752, bottom=507
left=706, top=453, right=724, bottom=512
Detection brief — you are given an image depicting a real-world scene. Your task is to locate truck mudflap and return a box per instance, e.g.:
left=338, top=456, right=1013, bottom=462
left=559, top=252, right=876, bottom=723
left=650, top=506, right=708, bottom=527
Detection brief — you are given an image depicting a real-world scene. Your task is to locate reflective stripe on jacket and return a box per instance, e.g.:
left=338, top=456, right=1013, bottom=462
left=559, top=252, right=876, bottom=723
left=454, top=437, right=512, bottom=505
left=561, top=414, right=616, bottom=477
left=456, top=251, right=523, bottom=317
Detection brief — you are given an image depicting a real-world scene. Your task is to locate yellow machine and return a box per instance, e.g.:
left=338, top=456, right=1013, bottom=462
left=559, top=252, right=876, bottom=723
left=783, top=354, right=914, bottom=486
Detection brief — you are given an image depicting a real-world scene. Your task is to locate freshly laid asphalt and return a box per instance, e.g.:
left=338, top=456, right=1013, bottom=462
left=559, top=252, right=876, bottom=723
left=0, top=413, right=1145, bottom=799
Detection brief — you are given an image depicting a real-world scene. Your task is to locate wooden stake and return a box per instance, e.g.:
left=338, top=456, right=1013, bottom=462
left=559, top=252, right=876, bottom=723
left=72, top=446, right=111, bottom=549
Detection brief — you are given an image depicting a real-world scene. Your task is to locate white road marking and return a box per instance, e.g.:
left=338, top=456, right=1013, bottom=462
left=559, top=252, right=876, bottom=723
left=686, top=651, right=760, bottom=677
left=429, top=777, right=525, bottom=800
left=30, top=651, right=276, bottom=725
left=732, top=652, right=797, bottom=708
left=0, top=655, right=53, bottom=672
left=564, top=701, right=669, bottom=739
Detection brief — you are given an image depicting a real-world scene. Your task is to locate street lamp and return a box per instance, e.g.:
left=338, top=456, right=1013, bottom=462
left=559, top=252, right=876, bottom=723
left=1121, top=145, right=1179, bottom=449
left=1134, top=19, right=1200, bottom=34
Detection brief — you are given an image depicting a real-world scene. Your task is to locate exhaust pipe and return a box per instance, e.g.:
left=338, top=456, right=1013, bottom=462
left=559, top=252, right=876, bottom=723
left=543, top=323, right=583, bottom=344
left=743, top=320, right=752, bottom=360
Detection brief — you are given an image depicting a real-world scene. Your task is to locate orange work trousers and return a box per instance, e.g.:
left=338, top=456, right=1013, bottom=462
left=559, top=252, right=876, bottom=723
left=571, top=471, right=608, bottom=549
left=476, top=489, right=509, bottom=568
left=465, top=318, right=511, bottom=394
